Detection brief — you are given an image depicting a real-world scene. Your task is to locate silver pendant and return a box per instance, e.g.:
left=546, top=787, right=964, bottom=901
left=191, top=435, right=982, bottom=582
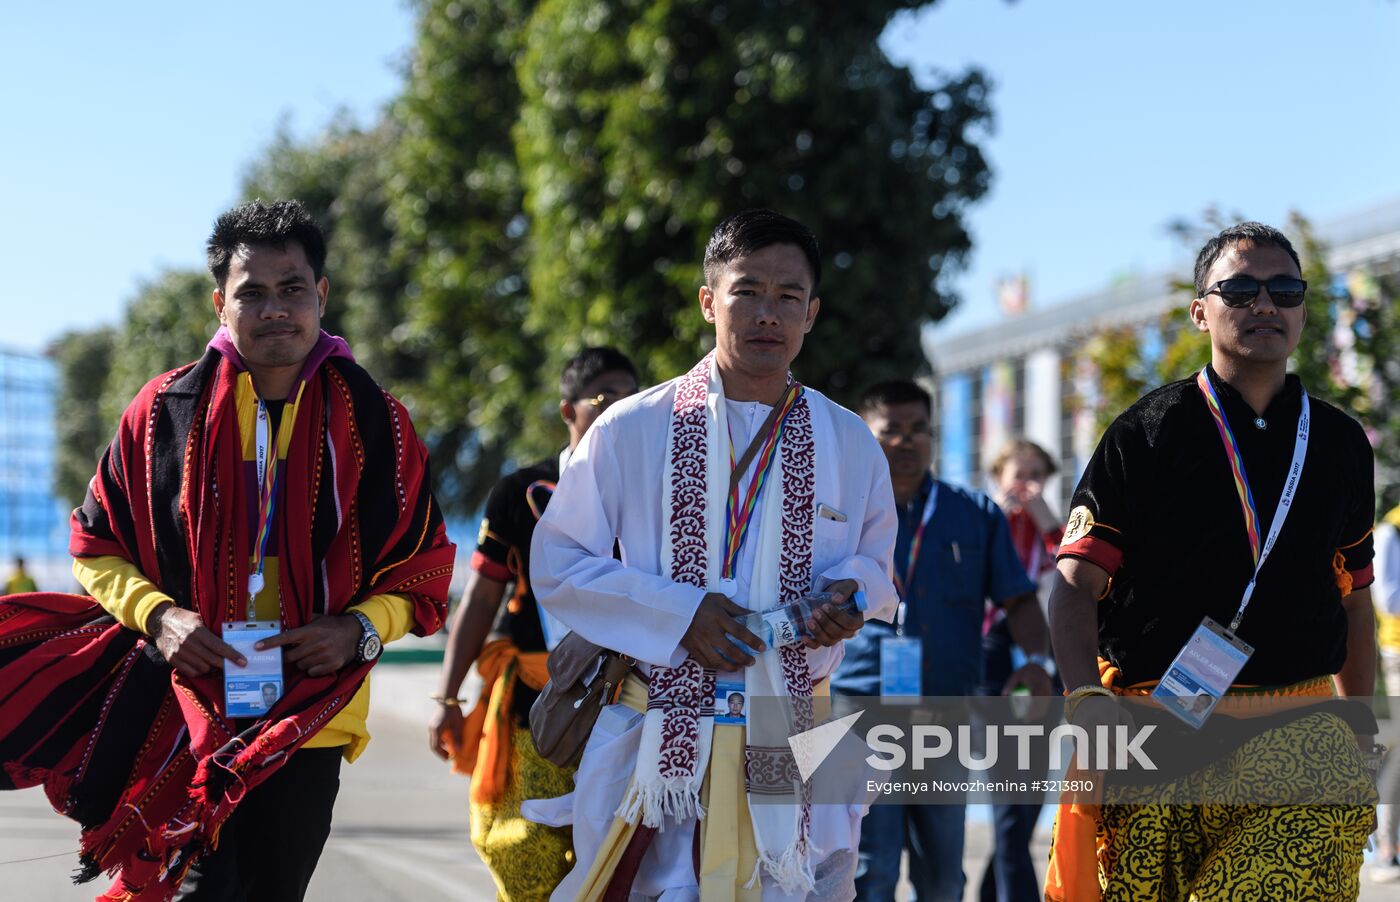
left=1253, top=417, right=1267, bottom=430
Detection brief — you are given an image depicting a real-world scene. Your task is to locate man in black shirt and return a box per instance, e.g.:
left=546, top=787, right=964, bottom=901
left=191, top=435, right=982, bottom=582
left=429, top=347, right=639, bottom=900
left=1046, top=222, right=1378, bottom=900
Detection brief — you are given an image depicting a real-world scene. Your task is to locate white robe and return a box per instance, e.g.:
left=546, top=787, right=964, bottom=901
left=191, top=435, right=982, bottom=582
left=526, top=377, right=898, bottom=901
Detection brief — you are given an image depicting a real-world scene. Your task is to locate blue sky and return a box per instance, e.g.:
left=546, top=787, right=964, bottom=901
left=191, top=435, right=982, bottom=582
left=4, top=1, right=1398, bottom=353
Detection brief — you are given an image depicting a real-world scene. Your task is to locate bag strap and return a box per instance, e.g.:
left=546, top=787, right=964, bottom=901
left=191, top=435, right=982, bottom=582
left=729, top=383, right=796, bottom=497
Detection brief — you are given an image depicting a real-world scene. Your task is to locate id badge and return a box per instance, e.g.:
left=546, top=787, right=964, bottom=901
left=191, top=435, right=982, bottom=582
left=223, top=621, right=284, bottom=718
left=715, top=676, right=747, bottom=725
left=880, top=636, right=922, bottom=701
left=1151, top=617, right=1253, bottom=729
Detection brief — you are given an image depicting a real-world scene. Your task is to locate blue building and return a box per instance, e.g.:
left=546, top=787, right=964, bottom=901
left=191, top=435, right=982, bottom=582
left=0, top=348, right=69, bottom=591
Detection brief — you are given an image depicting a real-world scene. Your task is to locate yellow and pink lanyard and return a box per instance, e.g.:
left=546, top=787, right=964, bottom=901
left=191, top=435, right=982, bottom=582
left=1195, top=368, right=1310, bottom=631
left=722, top=387, right=803, bottom=579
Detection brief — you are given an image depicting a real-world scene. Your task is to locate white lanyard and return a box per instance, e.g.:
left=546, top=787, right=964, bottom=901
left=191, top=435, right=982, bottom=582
left=247, top=400, right=276, bottom=620
left=1226, top=392, right=1311, bottom=632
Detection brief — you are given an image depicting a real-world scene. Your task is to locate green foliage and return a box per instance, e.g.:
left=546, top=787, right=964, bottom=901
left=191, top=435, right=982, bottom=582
left=53, top=0, right=995, bottom=520
left=99, top=271, right=216, bottom=432
left=514, top=0, right=991, bottom=451
left=386, top=0, right=540, bottom=514
left=49, top=327, right=116, bottom=508
left=241, top=116, right=413, bottom=382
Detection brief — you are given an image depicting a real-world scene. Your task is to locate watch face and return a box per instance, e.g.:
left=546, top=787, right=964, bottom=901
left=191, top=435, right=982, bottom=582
left=362, top=634, right=383, bottom=661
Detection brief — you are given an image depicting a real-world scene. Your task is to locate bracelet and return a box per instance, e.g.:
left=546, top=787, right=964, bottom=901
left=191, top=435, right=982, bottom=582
left=1063, top=684, right=1114, bottom=722
left=430, top=695, right=466, bottom=707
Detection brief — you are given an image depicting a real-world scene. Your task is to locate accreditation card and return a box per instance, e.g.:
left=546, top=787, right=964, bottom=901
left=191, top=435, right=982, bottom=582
left=223, top=621, right=284, bottom=718
left=880, top=636, right=922, bottom=702
left=1151, top=617, right=1253, bottom=729
left=715, top=675, right=747, bottom=726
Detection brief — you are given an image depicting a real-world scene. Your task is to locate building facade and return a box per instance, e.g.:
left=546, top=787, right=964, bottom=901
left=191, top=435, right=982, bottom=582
left=0, top=348, right=69, bottom=591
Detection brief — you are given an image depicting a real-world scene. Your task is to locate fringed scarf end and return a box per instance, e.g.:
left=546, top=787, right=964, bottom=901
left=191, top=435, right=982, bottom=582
left=616, top=778, right=705, bottom=829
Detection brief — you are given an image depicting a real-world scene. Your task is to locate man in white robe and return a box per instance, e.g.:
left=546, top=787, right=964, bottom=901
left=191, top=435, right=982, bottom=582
left=528, top=209, right=898, bottom=901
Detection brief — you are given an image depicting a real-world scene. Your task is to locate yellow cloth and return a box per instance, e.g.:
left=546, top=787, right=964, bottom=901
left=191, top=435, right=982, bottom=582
left=576, top=672, right=828, bottom=902
left=469, top=727, right=575, bottom=902
left=1381, top=507, right=1400, bottom=651
left=73, top=552, right=414, bottom=761
left=445, top=637, right=550, bottom=803
left=3, top=571, right=37, bottom=594
left=1378, top=611, right=1400, bottom=654
left=1044, top=659, right=1343, bottom=902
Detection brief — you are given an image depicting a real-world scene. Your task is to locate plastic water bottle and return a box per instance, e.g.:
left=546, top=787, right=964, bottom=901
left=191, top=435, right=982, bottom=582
left=736, top=590, right=869, bottom=650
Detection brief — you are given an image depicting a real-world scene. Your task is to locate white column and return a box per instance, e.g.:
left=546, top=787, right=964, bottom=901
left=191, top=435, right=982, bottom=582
left=1024, top=349, right=1063, bottom=505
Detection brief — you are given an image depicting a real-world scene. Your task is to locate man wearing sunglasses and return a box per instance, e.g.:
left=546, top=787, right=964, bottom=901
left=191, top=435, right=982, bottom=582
left=1045, top=222, right=1378, bottom=900
left=429, top=346, right=639, bottom=900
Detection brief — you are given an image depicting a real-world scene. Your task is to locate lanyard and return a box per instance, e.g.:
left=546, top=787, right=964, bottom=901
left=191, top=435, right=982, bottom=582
left=722, top=387, right=803, bottom=579
left=247, top=399, right=281, bottom=620
left=1195, top=368, right=1310, bottom=632
left=893, top=481, right=939, bottom=599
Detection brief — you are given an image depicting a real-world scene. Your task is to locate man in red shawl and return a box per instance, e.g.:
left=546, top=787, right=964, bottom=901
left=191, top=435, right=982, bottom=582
left=0, top=200, right=454, bottom=901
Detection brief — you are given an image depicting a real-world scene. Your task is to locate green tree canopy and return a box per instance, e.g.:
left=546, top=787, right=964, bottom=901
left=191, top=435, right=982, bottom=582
left=50, top=326, right=116, bottom=509
left=54, top=0, right=996, bottom=520
left=99, top=270, right=216, bottom=431
left=512, top=0, right=991, bottom=455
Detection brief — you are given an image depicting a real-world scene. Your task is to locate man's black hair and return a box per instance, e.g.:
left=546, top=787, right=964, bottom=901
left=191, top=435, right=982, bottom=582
left=1193, top=221, right=1302, bottom=297
left=207, top=199, right=328, bottom=290
left=560, top=347, right=640, bottom=401
left=859, top=379, right=932, bottom=419
left=703, top=209, right=821, bottom=294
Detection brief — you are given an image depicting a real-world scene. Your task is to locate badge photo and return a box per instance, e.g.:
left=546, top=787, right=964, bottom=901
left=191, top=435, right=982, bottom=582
left=716, top=676, right=747, bottom=725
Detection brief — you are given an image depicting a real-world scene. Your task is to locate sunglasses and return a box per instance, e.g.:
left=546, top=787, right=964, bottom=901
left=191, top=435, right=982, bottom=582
left=1201, top=275, right=1307, bottom=308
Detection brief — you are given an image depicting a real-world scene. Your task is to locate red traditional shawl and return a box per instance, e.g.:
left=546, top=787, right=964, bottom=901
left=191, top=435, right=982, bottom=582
left=0, top=331, right=454, bottom=901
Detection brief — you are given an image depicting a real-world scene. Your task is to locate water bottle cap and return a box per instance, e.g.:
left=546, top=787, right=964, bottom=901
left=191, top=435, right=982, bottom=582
left=853, top=589, right=867, bottom=612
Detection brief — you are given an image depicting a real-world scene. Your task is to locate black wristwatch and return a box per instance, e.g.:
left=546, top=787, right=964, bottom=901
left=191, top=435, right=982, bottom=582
left=350, top=610, right=382, bottom=662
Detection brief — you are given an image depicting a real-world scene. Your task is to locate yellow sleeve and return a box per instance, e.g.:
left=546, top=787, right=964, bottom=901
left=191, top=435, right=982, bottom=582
left=72, top=555, right=173, bottom=635
left=348, top=593, right=415, bottom=645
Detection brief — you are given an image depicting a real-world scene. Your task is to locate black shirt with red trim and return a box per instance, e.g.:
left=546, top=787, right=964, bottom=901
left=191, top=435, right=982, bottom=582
left=473, top=458, right=560, bottom=655
left=1059, top=365, right=1375, bottom=686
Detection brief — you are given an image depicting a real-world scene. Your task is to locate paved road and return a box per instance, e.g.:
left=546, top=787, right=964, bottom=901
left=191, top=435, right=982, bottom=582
left=5, top=666, right=1398, bottom=900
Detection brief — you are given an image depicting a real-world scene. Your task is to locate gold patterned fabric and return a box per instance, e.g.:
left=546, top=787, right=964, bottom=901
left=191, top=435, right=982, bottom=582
left=1092, top=711, right=1374, bottom=901
left=470, top=727, right=575, bottom=901
left=1046, top=670, right=1376, bottom=902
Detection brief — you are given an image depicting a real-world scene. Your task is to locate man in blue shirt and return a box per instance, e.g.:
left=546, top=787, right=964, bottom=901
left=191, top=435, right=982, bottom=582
left=834, top=379, right=1053, bottom=901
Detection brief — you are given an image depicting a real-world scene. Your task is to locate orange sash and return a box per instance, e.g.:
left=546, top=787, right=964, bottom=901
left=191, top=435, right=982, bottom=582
left=445, top=637, right=551, bottom=803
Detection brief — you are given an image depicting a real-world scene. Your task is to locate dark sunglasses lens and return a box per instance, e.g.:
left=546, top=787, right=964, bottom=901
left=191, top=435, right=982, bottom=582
left=1217, top=278, right=1260, bottom=307
left=1265, top=277, right=1306, bottom=307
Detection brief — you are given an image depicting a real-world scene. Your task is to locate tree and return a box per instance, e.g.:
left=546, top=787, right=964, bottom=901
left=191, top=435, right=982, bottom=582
left=52, top=0, right=998, bottom=519
left=49, top=327, right=117, bottom=508
left=387, top=0, right=541, bottom=516
left=99, top=270, right=216, bottom=432
left=512, top=0, right=991, bottom=459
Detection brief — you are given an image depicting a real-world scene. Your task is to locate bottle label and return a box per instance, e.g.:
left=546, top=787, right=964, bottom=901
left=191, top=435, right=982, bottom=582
left=763, top=608, right=802, bottom=647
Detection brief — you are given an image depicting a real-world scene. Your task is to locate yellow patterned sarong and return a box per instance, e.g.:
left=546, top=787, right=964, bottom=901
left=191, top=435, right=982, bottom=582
left=470, top=727, right=576, bottom=901
left=1045, top=665, right=1376, bottom=902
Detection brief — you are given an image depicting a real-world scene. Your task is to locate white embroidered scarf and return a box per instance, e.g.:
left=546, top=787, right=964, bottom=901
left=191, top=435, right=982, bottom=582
left=617, top=350, right=818, bottom=893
